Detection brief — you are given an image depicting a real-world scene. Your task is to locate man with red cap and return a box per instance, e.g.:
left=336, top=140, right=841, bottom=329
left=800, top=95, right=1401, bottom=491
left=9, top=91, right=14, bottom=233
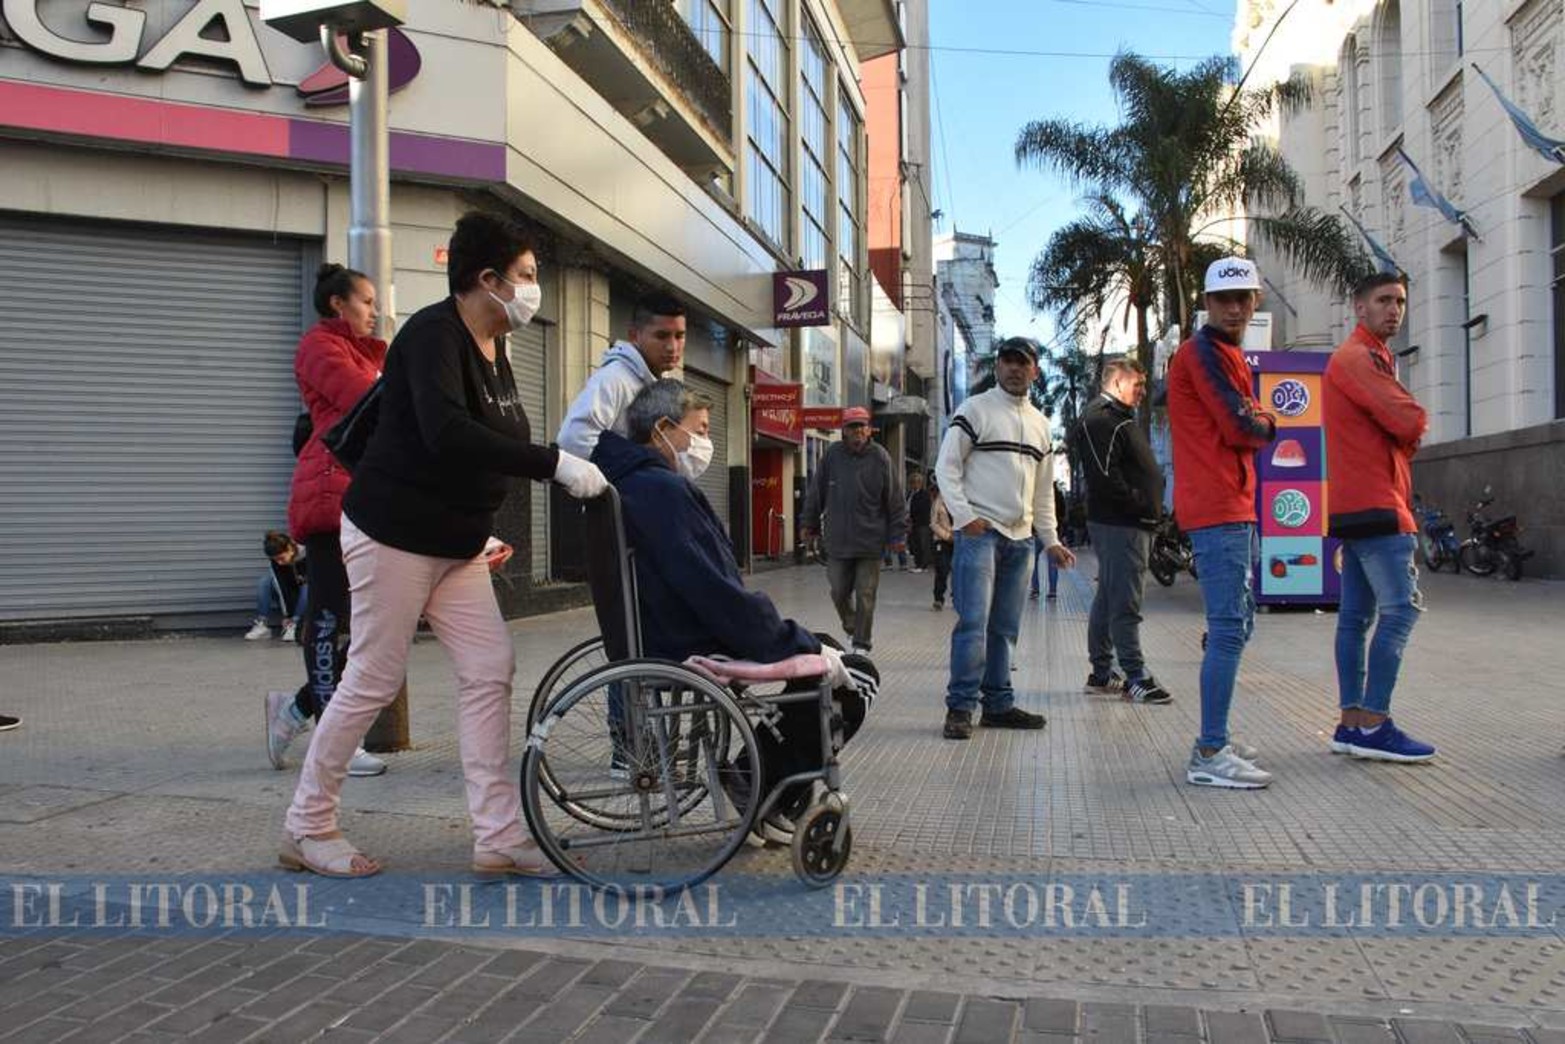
left=801, top=407, right=907, bottom=654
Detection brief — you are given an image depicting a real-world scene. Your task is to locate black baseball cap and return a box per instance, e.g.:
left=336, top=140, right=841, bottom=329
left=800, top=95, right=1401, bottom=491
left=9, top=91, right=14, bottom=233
left=996, top=337, right=1040, bottom=363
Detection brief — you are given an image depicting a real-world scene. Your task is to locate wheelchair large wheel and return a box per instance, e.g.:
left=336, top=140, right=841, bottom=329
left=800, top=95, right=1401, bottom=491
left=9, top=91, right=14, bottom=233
left=522, top=660, right=762, bottom=891
left=528, top=636, right=608, bottom=728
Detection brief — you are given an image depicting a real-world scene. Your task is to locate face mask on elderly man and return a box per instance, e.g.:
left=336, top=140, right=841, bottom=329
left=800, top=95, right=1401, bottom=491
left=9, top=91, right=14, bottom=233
left=657, top=423, right=713, bottom=480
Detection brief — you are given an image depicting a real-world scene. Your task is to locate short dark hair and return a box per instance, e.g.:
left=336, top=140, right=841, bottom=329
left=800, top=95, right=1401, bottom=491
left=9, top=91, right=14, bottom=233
left=448, top=211, right=537, bottom=295
left=1352, top=271, right=1408, bottom=300
left=631, top=292, right=686, bottom=329
left=263, top=530, right=293, bottom=558
left=313, top=263, right=369, bottom=319
left=1102, top=355, right=1146, bottom=381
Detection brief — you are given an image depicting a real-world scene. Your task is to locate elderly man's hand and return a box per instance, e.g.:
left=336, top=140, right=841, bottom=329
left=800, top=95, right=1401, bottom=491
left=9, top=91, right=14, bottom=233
left=961, top=519, right=990, bottom=537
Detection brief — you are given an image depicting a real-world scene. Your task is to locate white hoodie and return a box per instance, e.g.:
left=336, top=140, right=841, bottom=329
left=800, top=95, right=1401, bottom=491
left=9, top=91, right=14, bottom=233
left=556, top=341, right=657, bottom=459
left=935, top=385, right=1059, bottom=547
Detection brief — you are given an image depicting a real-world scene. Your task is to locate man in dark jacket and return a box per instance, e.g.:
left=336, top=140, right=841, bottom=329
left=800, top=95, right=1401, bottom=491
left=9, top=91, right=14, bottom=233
left=592, top=380, right=874, bottom=818
left=1072, top=356, right=1170, bottom=705
left=800, top=408, right=907, bottom=654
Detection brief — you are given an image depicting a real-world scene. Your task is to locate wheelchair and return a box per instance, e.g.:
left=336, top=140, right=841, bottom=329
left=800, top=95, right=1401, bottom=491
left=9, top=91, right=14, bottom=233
left=520, top=488, right=853, bottom=892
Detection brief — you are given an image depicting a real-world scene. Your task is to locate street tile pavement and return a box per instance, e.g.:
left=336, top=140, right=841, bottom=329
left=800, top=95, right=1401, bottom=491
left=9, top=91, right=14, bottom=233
left=2, top=558, right=1564, bottom=1040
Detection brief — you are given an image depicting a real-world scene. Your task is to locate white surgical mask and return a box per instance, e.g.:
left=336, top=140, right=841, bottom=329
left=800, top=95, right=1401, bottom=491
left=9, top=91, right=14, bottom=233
left=489, top=275, right=541, bottom=331
left=658, top=425, right=713, bottom=480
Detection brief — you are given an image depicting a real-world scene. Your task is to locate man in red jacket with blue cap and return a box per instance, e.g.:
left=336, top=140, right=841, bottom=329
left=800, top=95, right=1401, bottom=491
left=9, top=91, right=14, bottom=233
left=1323, top=272, right=1435, bottom=763
left=1167, top=257, right=1277, bottom=789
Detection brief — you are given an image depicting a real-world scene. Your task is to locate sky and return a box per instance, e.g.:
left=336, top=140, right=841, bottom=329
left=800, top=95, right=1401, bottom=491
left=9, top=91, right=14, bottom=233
left=926, top=0, right=1236, bottom=354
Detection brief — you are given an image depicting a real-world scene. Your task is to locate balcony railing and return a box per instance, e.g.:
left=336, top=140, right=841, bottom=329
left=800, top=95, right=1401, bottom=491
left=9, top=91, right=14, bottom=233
left=597, top=0, right=732, bottom=140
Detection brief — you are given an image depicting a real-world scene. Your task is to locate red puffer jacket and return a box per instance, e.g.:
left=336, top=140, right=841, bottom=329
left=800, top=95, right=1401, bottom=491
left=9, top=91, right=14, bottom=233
left=287, top=319, right=387, bottom=540
left=1167, top=325, right=1277, bottom=531
left=1323, top=324, right=1427, bottom=538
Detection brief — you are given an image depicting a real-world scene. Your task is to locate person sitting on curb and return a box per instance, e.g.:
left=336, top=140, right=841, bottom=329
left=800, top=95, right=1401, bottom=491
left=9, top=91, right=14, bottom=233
left=247, top=530, right=306, bottom=644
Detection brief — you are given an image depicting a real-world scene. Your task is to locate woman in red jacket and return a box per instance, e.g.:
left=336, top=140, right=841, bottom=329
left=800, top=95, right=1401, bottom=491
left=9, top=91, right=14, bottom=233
left=266, top=264, right=388, bottom=777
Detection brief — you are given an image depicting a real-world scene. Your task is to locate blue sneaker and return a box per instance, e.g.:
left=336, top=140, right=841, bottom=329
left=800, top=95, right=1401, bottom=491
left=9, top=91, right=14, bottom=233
left=1342, top=719, right=1436, bottom=763
left=1329, top=724, right=1354, bottom=754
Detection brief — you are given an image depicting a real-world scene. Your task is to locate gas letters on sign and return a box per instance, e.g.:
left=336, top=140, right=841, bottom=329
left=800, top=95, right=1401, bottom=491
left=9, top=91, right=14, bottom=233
left=1, top=0, right=272, bottom=86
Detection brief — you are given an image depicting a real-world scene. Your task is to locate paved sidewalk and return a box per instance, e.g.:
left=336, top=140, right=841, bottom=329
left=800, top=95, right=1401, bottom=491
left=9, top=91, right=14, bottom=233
left=2, top=559, right=1562, bottom=1042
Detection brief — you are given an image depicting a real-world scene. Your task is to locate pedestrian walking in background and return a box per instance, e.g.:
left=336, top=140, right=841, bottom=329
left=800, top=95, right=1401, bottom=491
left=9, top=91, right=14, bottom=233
left=937, top=337, right=1075, bottom=740
left=281, top=211, right=608, bottom=879
left=265, top=263, right=388, bottom=779
left=556, top=293, right=686, bottom=459
left=930, top=478, right=954, bottom=611
left=1074, top=357, right=1170, bottom=704
left=247, top=530, right=307, bottom=644
left=906, top=469, right=933, bottom=573
left=1167, top=257, right=1277, bottom=788
left=1324, top=272, right=1436, bottom=763
left=1029, top=483, right=1068, bottom=601
left=801, top=407, right=907, bottom=655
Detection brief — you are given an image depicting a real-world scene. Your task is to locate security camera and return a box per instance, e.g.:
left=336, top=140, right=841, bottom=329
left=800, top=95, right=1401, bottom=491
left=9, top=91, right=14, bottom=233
left=260, top=0, right=406, bottom=43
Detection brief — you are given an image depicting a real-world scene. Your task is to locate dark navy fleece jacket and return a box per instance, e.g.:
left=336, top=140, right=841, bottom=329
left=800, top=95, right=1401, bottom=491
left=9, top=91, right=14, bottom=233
left=592, top=432, right=819, bottom=663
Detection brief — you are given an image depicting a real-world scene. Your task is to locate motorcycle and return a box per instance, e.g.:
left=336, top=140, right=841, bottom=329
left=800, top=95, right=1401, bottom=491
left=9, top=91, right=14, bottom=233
left=1149, top=513, right=1197, bottom=587
left=1458, top=486, right=1533, bottom=581
left=1413, top=493, right=1461, bottom=573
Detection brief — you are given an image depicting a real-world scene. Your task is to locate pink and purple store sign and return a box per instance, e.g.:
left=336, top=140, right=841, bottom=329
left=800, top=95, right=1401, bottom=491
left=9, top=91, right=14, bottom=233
left=1250, top=351, right=1340, bottom=607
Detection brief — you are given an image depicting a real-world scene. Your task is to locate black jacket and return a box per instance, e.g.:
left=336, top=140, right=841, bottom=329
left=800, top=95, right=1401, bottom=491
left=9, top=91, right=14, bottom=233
left=1073, top=394, right=1163, bottom=530
left=593, top=432, right=818, bottom=663
left=344, top=299, right=558, bottom=558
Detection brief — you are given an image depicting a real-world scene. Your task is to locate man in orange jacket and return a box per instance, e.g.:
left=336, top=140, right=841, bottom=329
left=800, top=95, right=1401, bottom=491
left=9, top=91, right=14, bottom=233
left=1323, top=272, right=1435, bottom=763
left=1167, top=257, right=1277, bottom=789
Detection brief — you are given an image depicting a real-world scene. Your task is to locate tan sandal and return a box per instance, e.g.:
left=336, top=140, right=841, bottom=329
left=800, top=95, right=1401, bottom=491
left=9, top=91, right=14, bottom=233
left=279, top=834, right=381, bottom=878
left=472, top=839, right=564, bottom=878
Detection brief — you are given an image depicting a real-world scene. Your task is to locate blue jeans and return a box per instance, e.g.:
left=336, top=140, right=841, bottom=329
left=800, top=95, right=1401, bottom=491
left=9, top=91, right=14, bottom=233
left=255, top=572, right=307, bottom=623
left=1189, top=523, right=1256, bottom=750
left=945, top=529, right=1032, bottom=714
left=1336, top=533, right=1423, bottom=715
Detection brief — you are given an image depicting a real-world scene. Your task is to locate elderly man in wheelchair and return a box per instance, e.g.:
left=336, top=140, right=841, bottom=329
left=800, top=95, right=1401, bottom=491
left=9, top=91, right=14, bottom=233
left=519, top=379, right=877, bottom=890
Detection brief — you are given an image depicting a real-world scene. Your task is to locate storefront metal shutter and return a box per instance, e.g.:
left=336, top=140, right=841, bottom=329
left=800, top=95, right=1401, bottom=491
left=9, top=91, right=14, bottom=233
left=0, top=214, right=307, bottom=624
left=510, top=323, right=549, bottom=582
left=683, top=369, right=729, bottom=529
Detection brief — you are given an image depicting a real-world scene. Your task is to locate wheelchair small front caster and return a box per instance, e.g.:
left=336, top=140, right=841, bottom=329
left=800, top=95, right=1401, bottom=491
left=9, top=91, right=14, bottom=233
left=791, top=802, right=852, bottom=888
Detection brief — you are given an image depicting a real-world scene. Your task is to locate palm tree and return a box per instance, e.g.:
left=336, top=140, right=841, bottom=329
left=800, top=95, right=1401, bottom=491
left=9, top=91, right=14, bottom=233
left=1016, top=52, right=1370, bottom=343
left=1028, top=192, right=1160, bottom=377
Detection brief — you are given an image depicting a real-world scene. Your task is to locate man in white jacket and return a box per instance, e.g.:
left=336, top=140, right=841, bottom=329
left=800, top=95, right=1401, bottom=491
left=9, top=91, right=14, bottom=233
left=936, top=337, right=1076, bottom=739
left=556, top=293, right=687, bottom=458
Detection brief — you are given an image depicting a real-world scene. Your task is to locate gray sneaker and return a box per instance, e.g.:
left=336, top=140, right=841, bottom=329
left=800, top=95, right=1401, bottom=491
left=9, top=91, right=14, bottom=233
left=1186, top=744, right=1272, bottom=789
left=1230, top=739, right=1260, bottom=762
left=349, top=748, right=387, bottom=777
left=265, top=690, right=308, bottom=770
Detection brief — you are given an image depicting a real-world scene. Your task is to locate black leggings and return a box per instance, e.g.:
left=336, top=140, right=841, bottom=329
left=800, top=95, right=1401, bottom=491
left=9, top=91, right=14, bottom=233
left=294, top=531, right=349, bottom=720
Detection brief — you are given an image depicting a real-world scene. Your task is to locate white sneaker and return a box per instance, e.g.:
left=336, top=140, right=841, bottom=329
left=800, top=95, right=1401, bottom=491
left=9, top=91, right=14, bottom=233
left=244, top=618, right=270, bottom=641
left=265, top=690, right=308, bottom=769
left=1186, top=744, right=1272, bottom=789
left=280, top=620, right=297, bottom=644
left=349, top=747, right=387, bottom=777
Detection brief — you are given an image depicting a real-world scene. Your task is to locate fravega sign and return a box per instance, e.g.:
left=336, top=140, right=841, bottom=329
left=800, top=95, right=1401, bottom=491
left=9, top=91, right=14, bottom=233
left=2, top=0, right=274, bottom=85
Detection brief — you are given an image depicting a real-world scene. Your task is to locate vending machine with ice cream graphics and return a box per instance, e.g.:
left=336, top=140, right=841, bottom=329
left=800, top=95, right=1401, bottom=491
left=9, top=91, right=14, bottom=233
left=1249, top=351, right=1340, bottom=607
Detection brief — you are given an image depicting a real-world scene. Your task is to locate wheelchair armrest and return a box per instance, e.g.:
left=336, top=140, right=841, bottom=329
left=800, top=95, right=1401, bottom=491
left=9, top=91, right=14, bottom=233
left=683, top=654, right=830, bottom=687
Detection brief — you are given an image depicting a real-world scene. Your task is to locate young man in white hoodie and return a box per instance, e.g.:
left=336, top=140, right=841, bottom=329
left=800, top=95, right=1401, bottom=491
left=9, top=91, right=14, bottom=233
left=936, top=337, right=1076, bottom=739
left=556, top=293, right=687, bottom=458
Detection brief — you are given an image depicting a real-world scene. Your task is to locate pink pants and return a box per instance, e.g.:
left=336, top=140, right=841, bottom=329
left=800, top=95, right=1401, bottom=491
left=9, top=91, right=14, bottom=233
left=285, top=515, right=527, bottom=854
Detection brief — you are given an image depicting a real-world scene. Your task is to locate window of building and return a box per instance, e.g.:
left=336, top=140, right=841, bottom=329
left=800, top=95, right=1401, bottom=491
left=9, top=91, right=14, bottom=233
left=1340, top=37, right=1361, bottom=165
left=1376, top=0, right=1403, bottom=138
left=1552, top=193, right=1565, bottom=418
left=800, top=19, right=830, bottom=270
left=677, top=0, right=731, bottom=74
left=1429, top=0, right=1462, bottom=68
left=837, top=92, right=862, bottom=322
left=745, top=0, right=789, bottom=251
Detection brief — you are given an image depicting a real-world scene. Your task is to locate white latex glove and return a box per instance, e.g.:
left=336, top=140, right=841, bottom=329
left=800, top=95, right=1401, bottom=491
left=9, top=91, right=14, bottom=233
left=553, top=450, right=608, bottom=499
left=819, top=645, right=851, bottom=690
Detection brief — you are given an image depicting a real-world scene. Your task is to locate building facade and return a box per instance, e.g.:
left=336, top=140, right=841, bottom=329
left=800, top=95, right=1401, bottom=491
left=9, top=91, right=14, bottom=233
left=0, top=0, right=900, bottom=632
left=1237, top=0, right=1565, bottom=576
left=933, top=228, right=998, bottom=420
